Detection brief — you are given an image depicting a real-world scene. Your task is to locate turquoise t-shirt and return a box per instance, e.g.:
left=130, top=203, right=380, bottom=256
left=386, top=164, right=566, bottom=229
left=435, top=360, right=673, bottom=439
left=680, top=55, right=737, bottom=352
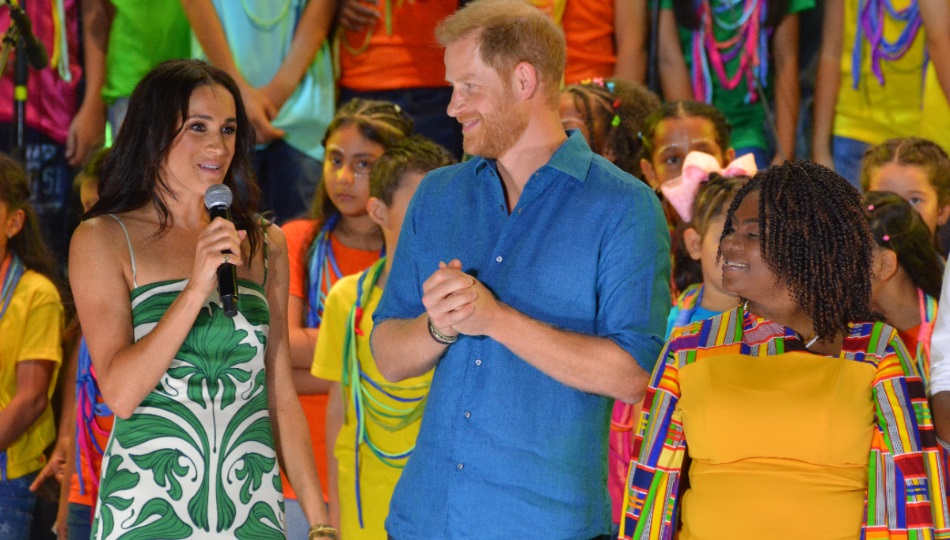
left=662, top=0, right=815, bottom=151
left=193, top=0, right=334, bottom=161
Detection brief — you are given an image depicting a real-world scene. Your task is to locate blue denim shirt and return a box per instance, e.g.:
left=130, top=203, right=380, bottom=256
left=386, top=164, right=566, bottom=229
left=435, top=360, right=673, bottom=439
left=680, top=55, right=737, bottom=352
left=373, top=131, right=671, bottom=539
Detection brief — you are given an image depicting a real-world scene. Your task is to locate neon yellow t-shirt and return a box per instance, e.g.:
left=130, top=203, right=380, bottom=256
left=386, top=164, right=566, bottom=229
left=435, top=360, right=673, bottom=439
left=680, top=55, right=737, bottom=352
left=834, top=0, right=928, bottom=144
left=312, top=271, right=432, bottom=539
left=0, top=270, right=62, bottom=480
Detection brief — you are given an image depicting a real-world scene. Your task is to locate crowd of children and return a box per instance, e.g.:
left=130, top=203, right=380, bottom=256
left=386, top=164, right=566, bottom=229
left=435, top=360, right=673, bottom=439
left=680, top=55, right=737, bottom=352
left=3, top=0, right=950, bottom=538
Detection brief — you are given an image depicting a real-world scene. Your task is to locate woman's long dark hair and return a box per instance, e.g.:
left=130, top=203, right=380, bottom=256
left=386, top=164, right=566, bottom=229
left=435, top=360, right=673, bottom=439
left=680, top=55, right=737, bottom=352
left=865, top=190, right=944, bottom=300
left=721, top=161, right=876, bottom=339
left=0, top=154, right=58, bottom=284
left=85, top=59, right=262, bottom=261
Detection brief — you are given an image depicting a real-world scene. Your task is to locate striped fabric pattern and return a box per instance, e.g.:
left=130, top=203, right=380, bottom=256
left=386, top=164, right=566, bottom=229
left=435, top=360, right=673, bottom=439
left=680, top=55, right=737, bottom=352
left=621, top=305, right=950, bottom=540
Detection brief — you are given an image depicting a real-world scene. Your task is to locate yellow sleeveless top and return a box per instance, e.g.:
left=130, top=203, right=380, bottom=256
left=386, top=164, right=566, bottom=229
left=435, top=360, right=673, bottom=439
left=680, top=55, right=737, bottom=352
left=677, top=351, right=875, bottom=539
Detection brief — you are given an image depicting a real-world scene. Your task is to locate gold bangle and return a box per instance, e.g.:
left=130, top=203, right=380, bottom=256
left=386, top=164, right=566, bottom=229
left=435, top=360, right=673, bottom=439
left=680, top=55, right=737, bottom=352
left=308, top=524, right=338, bottom=540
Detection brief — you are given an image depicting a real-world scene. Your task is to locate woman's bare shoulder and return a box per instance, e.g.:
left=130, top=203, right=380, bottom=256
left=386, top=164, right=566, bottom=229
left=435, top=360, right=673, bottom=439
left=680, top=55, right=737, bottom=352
left=71, top=214, right=124, bottom=250
left=69, top=211, right=149, bottom=288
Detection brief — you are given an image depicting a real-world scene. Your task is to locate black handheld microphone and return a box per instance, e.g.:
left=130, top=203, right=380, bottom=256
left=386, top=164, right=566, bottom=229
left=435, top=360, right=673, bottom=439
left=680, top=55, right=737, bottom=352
left=8, top=4, right=49, bottom=70
left=204, top=184, right=238, bottom=317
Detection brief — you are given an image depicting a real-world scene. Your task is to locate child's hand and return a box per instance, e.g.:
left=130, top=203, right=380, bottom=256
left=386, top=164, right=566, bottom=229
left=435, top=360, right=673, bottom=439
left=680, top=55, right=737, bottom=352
left=339, top=0, right=380, bottom=31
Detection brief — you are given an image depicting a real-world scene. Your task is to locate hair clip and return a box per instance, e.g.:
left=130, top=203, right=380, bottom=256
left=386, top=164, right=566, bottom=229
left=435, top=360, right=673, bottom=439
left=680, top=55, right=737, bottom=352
left=611, top=115, right=621, bottom=128
left=867, top=204, right=875, bottom=211
left=394, top=104, right=402, bottom=113
left=612, top=98, right=622, bottom=109
left=606, top=81, right=615, bottom=93
left=882, top=234, right=890, bottom=242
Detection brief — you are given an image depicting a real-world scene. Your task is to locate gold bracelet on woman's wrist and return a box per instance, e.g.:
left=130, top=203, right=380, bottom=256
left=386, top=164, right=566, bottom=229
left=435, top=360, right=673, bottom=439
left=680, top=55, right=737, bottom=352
left=308, top=524, right=338, bottom=540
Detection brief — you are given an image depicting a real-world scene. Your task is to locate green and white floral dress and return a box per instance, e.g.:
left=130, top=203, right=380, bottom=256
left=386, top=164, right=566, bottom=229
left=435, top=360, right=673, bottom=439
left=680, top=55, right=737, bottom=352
left=92, top=216, right=284, bottom=539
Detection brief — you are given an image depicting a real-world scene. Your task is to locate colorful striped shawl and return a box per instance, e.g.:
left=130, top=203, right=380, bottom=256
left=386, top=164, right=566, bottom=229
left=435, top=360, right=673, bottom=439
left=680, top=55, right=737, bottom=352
left=620, top=305, right=950, bottom=539
left=915, top=289, right=938, bottom=387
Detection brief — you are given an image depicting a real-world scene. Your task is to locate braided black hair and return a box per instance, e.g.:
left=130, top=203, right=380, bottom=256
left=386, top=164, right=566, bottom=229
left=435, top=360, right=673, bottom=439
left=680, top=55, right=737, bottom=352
left=310, top=98, right=415, bottom=224
left=865, top=190, right=944, bottom=300
left=721, top=161, right=876, bottom=339
left=639, top=101, right=731, bottom=164
left=561, top=78, right=661, bottom=178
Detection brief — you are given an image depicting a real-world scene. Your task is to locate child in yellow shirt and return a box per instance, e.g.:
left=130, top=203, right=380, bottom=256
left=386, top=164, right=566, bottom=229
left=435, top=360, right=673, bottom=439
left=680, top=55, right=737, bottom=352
left=311, top=136, right=456, bottom=537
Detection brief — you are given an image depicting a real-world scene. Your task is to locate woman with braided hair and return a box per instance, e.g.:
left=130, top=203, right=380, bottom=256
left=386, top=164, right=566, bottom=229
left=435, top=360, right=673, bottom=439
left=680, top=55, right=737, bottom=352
left=621, top=161, right=949, bottom=538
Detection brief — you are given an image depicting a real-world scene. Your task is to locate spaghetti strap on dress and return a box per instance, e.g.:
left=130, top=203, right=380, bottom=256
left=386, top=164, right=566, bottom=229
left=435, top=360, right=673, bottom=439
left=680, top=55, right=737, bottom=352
left=107, top=214, right=138, bottom=289
left=91, top=220, right=283, bottom=539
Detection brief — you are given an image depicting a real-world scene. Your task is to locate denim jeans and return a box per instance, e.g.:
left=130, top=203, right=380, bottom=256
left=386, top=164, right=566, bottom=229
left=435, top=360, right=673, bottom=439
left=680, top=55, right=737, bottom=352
left=107, top=97, right=130, bottom=140
left=734, top=146, right=772, bottom=171
left=284, top=497, right=309, bottom=540
left=0, top=124, right=77, bottom=274
left=339, top=86, right=463, bottom=160
left=67, top=502, right=93, bottom=540
left=832, top=135, right=871, bottom=189
left=0, top=472, right=38, bottom=540
left=252, top=139, right=323, bottom=224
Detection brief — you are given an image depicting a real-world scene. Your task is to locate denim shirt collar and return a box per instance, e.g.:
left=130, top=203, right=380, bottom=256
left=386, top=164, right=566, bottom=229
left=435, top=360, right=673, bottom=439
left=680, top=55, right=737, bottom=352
left=471, top=129, right=593, bottom=182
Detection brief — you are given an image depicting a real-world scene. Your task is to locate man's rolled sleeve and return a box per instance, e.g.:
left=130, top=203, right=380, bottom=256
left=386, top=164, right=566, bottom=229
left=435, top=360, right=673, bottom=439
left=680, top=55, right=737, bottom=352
left=597, top=188, right=671, bottom=373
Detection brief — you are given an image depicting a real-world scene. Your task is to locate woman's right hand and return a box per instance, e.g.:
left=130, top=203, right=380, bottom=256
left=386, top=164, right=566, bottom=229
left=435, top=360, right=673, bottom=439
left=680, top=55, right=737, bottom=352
left=187, top=217, right=246, bottom=298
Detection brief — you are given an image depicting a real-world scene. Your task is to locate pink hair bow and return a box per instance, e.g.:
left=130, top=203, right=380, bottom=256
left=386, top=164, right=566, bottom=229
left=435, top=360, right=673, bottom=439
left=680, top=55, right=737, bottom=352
left=660, top=151, right=757, bottom=222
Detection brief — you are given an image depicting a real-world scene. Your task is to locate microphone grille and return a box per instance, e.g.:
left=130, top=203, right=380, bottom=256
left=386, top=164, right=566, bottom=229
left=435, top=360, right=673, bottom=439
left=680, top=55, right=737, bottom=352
left=204, top=184, right=233, bottom=209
